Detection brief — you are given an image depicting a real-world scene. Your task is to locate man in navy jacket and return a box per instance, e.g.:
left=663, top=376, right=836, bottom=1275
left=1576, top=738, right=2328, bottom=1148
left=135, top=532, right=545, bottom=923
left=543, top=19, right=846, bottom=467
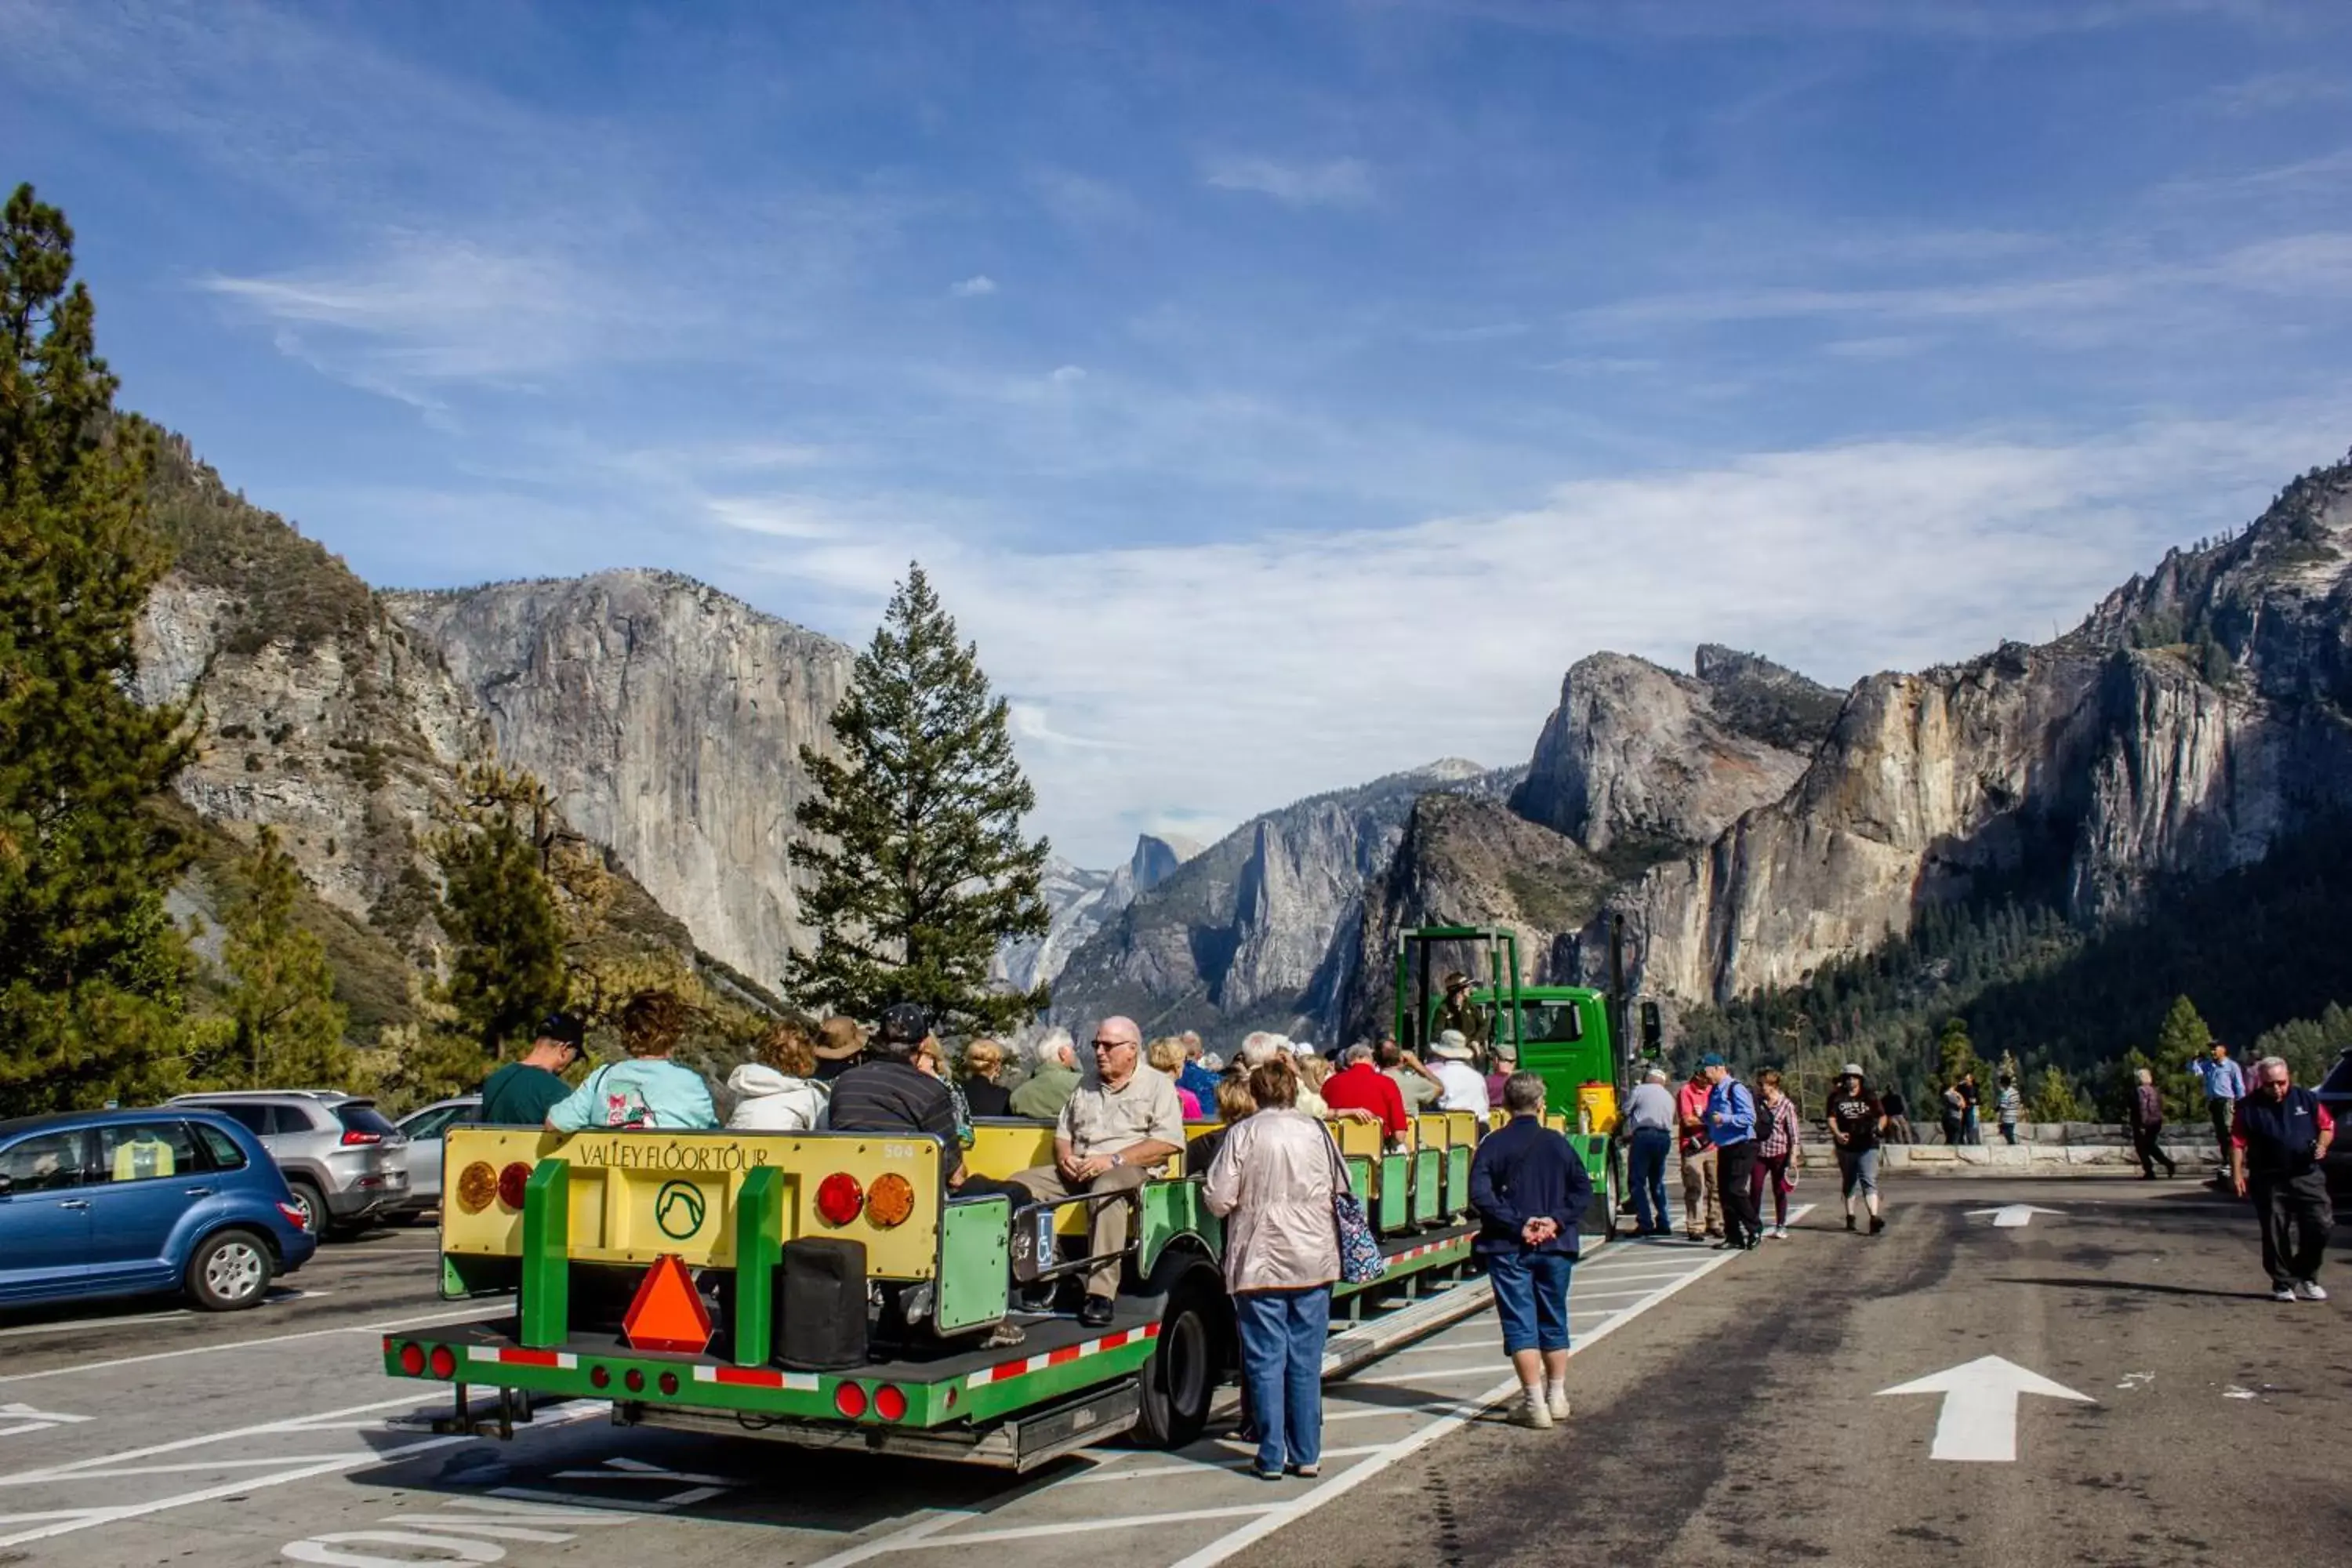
left=1470, top=1072, right=1593, bottom=1429
left=2230, top=1055, right=2335, bottom=1301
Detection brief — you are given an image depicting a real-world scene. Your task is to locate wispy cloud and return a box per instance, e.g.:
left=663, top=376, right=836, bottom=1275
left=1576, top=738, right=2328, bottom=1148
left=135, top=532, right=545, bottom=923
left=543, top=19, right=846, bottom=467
left=1202, top=155, right=1375, bottom=208
left=950, top=274, right=999, bottom=297
left=708, top=408, right=2351, bottom=861
left=2205, top=71, right=2350, bottom=116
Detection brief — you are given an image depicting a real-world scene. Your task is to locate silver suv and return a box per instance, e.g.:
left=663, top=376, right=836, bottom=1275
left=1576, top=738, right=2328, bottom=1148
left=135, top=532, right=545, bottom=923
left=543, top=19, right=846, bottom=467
left=168, top=1091, right=408, bottom=1240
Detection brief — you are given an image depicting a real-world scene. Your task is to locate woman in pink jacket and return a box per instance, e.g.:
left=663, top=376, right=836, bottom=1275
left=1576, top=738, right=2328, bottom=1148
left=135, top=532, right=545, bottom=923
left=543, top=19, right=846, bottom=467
left=1203, top=1057, right=1340, bottom=1481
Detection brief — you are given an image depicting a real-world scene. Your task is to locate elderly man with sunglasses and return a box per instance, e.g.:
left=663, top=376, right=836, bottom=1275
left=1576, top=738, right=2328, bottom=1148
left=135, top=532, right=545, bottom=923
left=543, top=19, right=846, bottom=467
left=1010, top=1015, right=1188, bottom=1327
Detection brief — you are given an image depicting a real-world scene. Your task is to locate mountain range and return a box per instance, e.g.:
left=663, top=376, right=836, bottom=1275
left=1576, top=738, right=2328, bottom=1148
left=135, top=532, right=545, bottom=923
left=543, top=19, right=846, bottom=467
left=133, top=423, right=2352, bottom=1079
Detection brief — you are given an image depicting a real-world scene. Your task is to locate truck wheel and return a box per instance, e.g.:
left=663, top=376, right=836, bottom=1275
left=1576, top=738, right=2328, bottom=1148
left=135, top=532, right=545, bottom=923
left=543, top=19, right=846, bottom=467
left=1135, top=1269, right=1218, bottom=1449
left=187, top=1229, right=274, bottom=1311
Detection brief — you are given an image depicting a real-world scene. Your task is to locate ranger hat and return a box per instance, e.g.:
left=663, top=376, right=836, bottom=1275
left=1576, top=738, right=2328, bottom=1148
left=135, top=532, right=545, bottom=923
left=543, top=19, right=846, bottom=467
left=1443, top=971, right=1473, bottom=993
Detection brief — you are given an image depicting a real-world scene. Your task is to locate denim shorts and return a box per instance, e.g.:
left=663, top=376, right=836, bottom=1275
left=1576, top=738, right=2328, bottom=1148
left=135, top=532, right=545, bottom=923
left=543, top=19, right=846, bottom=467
left=1486, top=1250, right=1574, bottom=1355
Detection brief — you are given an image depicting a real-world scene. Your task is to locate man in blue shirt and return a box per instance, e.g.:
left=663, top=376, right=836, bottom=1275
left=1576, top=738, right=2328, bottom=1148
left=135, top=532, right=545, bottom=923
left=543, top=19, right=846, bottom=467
left=2190, top=1042, right=2246, bottom=1167
left=1702, top=1054, right=1761, bottom=1251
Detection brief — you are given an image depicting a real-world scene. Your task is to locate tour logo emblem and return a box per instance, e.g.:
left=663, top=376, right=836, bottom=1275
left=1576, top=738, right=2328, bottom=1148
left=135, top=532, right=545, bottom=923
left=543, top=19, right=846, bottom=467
left=655, top=1179, right=707, bottom=1240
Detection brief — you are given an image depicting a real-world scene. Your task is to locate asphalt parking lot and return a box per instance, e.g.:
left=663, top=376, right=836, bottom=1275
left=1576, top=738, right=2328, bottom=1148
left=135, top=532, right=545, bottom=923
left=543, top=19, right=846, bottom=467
left=0, top=1181, right=2337, bottom=1568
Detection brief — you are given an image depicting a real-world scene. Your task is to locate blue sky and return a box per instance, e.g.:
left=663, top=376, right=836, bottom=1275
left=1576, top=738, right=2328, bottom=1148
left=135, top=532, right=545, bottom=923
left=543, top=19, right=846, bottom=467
left=8, top=0, right=2352, bottom=866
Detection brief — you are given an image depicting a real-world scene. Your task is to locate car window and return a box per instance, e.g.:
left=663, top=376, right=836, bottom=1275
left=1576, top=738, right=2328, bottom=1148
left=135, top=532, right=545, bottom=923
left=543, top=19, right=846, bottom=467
left=336, top=1104, right=399, bottom=1139
left=401, top=1105, right=461, bottom=1141
left=1515, top=1003, right=1584, bottom=1044
left=270, top=1103, right=324, bottom=1136
left=191, top=1122, right=249, bottom=1170
left=93, top=1121, right=201, bottom=1183
left=2320, top=1053, right=2352, bottom=1096
left=0, top=1130, right=87, bottom=1192
left=191, top=1102, right=272, bottom=1136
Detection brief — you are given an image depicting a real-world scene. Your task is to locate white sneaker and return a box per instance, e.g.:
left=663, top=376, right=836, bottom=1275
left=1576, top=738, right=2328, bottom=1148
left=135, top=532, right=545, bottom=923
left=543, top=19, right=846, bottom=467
left=1768, top=1225, right=1789, bottom=1240
left=2272, top=1286, right=2297, bottom=1302
left=2293, top=1279, right=2328, bottom=1301
left=1512, top=1393, right=1554, bottom=1429
left=1547, top=1387, right=1573, bottom=1421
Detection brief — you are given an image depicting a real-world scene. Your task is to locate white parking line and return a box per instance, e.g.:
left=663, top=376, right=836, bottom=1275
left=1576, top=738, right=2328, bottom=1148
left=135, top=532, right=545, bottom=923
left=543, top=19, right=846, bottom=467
left=0, top=1305, right=501, bottom=1384
left=1167, top=1206, right=1811, bottom=1568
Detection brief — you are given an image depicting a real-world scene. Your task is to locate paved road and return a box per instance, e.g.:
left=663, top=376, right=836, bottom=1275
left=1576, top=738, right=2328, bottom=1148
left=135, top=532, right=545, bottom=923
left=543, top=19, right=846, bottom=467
left=1, top=1182, right=2336, bottom=1567
left=1245, top=1178, right=2345, bottom=1568
left=0, top=1214, right=1744, bottom=1568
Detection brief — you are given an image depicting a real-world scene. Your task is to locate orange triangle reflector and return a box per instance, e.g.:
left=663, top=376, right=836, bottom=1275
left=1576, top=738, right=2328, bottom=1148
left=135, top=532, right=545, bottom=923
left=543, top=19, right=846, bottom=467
left=622, top=1254, right=713, bottom=1354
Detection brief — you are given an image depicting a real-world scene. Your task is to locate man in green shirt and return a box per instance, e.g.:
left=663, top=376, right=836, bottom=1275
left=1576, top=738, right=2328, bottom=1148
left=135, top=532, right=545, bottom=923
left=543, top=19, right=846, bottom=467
left=1010, top=1029, right=1082, bottom=1120
left=477, top=1013, right=586, bottom=1126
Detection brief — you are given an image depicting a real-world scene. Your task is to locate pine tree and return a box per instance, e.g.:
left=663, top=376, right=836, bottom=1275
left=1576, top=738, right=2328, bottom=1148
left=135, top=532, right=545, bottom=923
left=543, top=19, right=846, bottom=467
left=2027, top=1064, right=2085, bottom=1123
left=784, top=563, right=1050, bottom=1033
left=207, top=826, right=350, bottom=1087
left=1936, top=1018, right=1982, bottom=1088
left=430, top=762, right=569, bottom=1055
left=2154, top=994, right=2212, bottom=1065
left=0, top=183, right=194, bottom=1115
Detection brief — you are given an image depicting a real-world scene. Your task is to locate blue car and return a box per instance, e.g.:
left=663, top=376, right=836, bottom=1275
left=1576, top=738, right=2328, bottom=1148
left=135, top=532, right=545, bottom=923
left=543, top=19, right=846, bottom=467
left=0, top=1107, right=318, bottom=1312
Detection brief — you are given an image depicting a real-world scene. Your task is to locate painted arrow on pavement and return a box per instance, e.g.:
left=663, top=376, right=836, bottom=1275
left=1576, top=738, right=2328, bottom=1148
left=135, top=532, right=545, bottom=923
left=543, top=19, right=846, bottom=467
left=1965, top=1203, right=2065, bottom=1228
left=1877, top=1356, right=2093, bottom=1461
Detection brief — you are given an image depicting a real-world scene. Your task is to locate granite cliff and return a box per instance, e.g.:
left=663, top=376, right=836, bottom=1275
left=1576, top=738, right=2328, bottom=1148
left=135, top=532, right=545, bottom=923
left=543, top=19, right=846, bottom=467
left=992, top=834, right=1202, bottom=996
left=1593, top=455, right=2352, bottom=1004
left=1049, top=761, right=1510, bottom=1040
left=383, top=573, right=854, bottom=990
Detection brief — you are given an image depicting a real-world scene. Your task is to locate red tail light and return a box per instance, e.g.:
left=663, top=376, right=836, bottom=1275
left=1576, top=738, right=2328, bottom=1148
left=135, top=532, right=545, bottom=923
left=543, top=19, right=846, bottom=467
left=873, top=1384, right=907, bottom=1421
left=397, top=1342, right=426, bottom=1376
left=590, top=1365, right=611, bottom=1389
left=833, top=1381, right=868, bottom=1419
left=427, top=1345, right=457, bottom=1379
left=277, top=1202, right=307, bottom=1228
left=623, top=1369, right=645, bottom=1393
left=658, top=1372, right=679, bottom=1396
left=497, top=1162, right=532, bottom=1209
left=815, top=1172, right=864, bottom=1226
left=341, top=1129, right=383, bottom=1145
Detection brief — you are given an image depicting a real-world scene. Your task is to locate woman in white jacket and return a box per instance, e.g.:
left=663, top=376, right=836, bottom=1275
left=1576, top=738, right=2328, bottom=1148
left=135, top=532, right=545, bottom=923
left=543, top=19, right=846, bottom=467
left=1203, top=1056, right=1339, bottom=1482
left=727, top=1022, right=830, bottom=1132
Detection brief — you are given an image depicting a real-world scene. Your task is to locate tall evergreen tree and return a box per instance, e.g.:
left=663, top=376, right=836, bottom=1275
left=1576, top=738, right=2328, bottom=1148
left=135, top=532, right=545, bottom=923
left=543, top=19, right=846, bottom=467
left=784, top=563, right=1050, bottom=1033
left=209, top=826, right=349, bottom=1088
left=0, top=183, right=193, bottom=1114
left=430, top=762, right=569, bottom=1055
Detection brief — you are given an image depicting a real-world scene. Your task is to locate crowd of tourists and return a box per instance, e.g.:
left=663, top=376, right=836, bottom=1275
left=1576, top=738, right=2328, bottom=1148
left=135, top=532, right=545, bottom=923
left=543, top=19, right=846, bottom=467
left=474, top=985, right=2331, bottom=1481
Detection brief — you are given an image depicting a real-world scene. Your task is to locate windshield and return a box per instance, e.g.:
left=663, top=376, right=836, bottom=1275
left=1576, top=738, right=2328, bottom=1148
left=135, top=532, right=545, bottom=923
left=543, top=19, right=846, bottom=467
left=1512, top=1002, right=1584, bottom=1044
left=336, top=1104, right=399, bottom=1138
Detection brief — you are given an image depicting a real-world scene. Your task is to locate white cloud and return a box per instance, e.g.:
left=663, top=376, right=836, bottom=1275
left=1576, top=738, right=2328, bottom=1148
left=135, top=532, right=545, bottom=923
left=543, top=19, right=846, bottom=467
left=712, top=408, right=2350, bottom=865
left=1048, top=364, right=1087, bottom=383
left=950, top=274, right=998, bottom=297
left=1203, top=155, right=1375, bottom=208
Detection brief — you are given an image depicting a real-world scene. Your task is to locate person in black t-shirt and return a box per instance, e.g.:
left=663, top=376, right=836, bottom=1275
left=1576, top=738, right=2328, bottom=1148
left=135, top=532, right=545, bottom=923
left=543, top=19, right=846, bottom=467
left=827, top=1004, right=1030, bottom=1204
left=1825, top=1066, right=1887, bottom=1235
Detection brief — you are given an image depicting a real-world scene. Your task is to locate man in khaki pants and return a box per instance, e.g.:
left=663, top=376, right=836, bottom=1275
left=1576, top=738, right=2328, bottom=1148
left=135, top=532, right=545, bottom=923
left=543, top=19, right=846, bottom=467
left=1675, top=1062, right=1720, bottom=1240
left=1012, top=1015, right=1187, bottom=1327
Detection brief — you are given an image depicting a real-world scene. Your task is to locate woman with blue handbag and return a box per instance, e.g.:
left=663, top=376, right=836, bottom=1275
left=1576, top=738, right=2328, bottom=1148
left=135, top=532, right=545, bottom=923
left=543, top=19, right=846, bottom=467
left=1470, top=1072, right=1593, bottom=1429
left=1203, top=1056, right=1343, bottom=1481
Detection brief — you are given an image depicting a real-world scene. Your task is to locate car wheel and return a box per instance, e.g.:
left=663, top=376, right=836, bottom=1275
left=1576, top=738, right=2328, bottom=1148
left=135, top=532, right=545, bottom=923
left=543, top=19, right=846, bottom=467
left=187, top=1229, right=274, bottom=1311
left=286, top=1178, right=328, bottom=1238
left=1135, top=1266, right=1221, bottom=1450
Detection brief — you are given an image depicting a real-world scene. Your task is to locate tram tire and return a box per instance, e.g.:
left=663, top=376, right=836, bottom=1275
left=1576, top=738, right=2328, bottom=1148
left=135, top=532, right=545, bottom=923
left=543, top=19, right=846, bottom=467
left=1134, top=1264, right=1221, bottom=1449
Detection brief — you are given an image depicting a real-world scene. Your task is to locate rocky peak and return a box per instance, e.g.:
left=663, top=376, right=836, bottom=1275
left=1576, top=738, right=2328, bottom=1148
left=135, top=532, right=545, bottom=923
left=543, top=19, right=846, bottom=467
left=1509, top=648, right=1835, bottom=865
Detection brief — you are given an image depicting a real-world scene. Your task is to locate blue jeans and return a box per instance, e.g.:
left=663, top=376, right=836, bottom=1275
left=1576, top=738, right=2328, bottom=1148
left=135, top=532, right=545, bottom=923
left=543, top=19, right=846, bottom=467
left=1486, top=1250, right=1574, bottom=1355
left=1629, top=1127, right=1671, bottom=1233
left=1232, top=1286, right=1330, bottom=1474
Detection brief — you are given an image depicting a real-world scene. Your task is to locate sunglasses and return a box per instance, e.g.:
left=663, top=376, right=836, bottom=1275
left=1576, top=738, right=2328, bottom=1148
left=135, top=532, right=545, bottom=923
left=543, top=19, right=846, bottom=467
left=1091, top=1038, right=1134, bottom=1051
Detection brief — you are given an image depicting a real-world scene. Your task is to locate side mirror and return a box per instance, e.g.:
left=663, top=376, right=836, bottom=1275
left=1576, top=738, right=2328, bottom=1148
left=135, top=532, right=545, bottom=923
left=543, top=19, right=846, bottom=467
left=1639, top=1001, right=1664, bottom=1059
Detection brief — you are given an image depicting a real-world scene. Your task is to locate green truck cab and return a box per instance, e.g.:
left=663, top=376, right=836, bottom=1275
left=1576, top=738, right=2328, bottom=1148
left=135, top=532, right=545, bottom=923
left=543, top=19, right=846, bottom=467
left=1394, top=924, right=1641, bottom=1236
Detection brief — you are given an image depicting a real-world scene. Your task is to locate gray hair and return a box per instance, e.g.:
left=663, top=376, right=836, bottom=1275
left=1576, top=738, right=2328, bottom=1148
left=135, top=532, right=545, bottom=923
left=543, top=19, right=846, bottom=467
left=1644, top=1066, right=1669, bottom=1083
left=2135, top=1067, right=2153, bottom=1084
left=1502, top=1070, right=1546, bottom=1114
left=1239, top=1031, right=1288, bottom=1069
left=2254, top=1054, right=2290, bottom=1080
left=1341, top=1042, right=1375, bottom=1066
left=1036, top=1027, right=1076, bottom=1070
